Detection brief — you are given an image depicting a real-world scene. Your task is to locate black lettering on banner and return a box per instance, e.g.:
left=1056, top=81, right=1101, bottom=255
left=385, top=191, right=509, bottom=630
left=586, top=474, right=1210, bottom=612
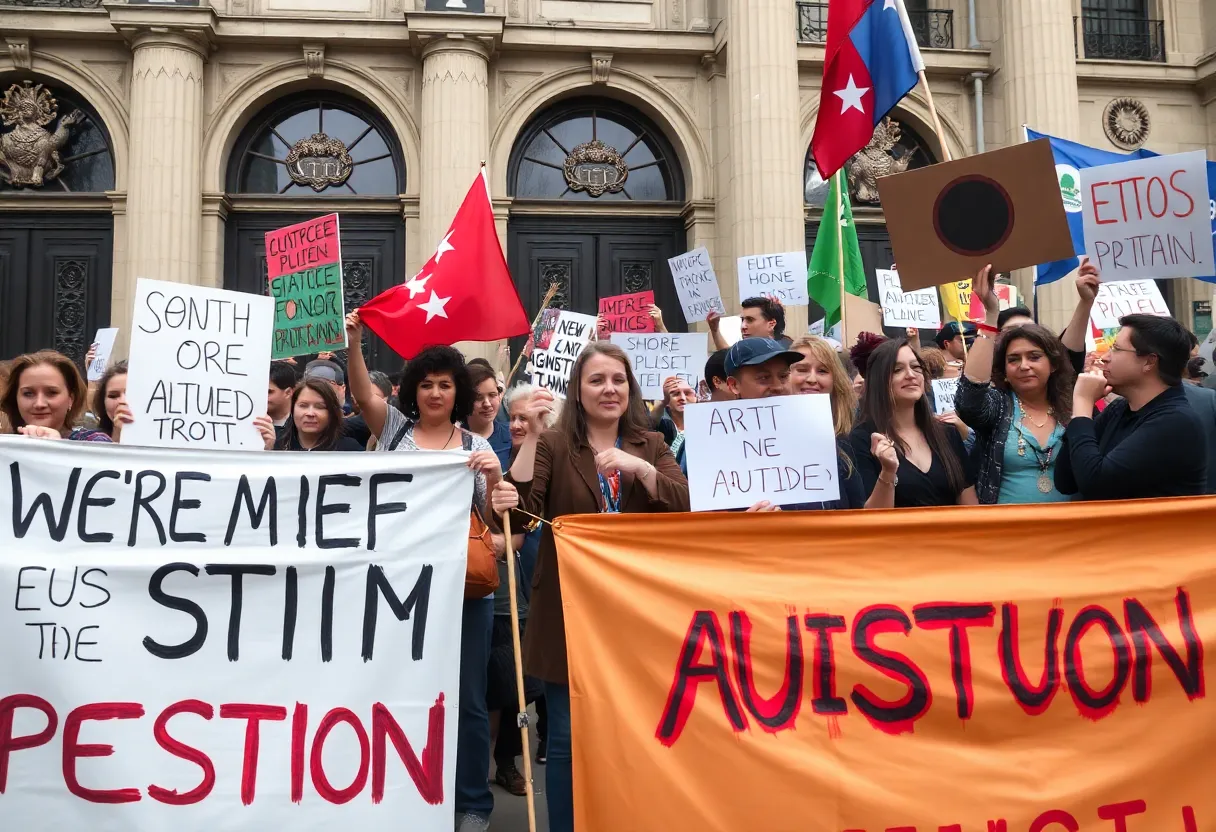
left=80, top=569, right=111, bottom=609
left=321, top=564, right=336, bottom=662
left=912, top=602, right=996, bottom=720
left=77, top=470, right=119, bottom=543
left=15, top=566, right=46, bottom=611
left=1124, top=589, right=1204, bottom=703
left=144, top=563, right=207, bottom=659
left=128, top=470, right=168, bottom=546
left=729, top=611, right=803, bottom=731
left=804, top=613, right=848, bottom=715
left=367, top=473, right=412, bottom=551
left=297, top=475, right=310, bottom=548
left=48, top=568, right=79, bottom=608
left=655, top=611, right=746, bottom=747
left=282, top=566, right=298, bottom=661
left=10, top=462, right=81, bottom=541
left=998, top=602, right=1063, bottom=716
left=849, top=605, right=931, bottom=734
left=225, top=475, right=278, bottom=546
left=316, top=474, right=361, bottom=549
left=204, top=564, right=277, bottom=661
left=1064, top=605, right=1131, bottom=720
left=362, top=565, right=433, bottom=662
left=170, top=472, right=211, bottom=544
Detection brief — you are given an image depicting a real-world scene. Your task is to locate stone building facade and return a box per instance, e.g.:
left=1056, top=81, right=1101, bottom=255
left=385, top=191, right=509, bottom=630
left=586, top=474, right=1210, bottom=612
left=0, top=0, right=1213, bottom=370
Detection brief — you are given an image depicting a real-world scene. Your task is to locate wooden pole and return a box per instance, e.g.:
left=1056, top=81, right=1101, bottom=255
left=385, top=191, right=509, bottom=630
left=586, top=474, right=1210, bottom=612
left=835, top=168, right=849, bottom=345
left=500, top=511, right=538, bottom=832
left=505, top=282, right=560, bottom=389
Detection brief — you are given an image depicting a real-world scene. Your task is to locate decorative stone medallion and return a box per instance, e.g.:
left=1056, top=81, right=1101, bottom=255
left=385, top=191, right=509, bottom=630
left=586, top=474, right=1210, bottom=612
left=563, top=139, right=628, bottom=197
left=1102, top=98, right=1150, bottom=151
left=285, top=132, right=354, bottom=192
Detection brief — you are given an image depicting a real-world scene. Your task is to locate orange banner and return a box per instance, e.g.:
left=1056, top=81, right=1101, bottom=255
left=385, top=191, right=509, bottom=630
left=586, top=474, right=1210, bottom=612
left=554, top=499, right=1216, bottom=832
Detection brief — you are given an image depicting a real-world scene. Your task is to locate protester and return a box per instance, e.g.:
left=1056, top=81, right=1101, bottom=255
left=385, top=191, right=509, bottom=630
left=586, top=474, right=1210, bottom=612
left=468, top=363, right=513, bottom=470
left=933, top=322, right=976, bottom=379
left=267, top=360, right=296, bottom=427
left=94, top=361, right=133, bottom=442
left=303, top=358, right=372, bottom=447
left=652, top=375, right=693, bottom=475
left=849, top=338, right=977, bottom=506
left=345, top=312, right=503, bottom=832
left=955, top=266, right=1076, bottom=504
left=917, top=345, right=948, bottom=380
left=1182, top=374, right=1216, bottom=494
left=789, top=335, right=856, bottom=431
left=1, top=350, right=111, bottom=441
left=272, top=379, right=365, bottom=452
left=1059, top=257, right=1101, bottom=373
left=1056, top=313, right=1207, bottom=500
left=708, top=296, right=791, bottom=350
left=703, top=348, right=733, bottom=401
left=491, top=341, right=689, bottom=832
left=368, top=369, right=393, bottom=399
left=848, top=331, right=887, bottom=381
left=1185, top=356, right=1208, bottom=385
left=998, top=306, right=1034, bottom=331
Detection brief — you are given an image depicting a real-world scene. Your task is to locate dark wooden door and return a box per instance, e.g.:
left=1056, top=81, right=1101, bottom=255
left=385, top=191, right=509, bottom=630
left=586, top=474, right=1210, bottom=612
left=224, top=212, right=405, bottom=373
left=0, top=214, right=113, bottom=366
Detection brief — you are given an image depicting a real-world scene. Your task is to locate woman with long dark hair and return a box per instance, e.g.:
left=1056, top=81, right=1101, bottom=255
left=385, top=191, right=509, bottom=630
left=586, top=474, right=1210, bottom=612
left=274, top=379, right=365, bottom=451
left=956, top=266, right=1075, bottom=503
left=93, top=361, right=133, bottom=442
left=848, top=338, right=977, bottom=506
left=491, top=341, right=688, bottom=832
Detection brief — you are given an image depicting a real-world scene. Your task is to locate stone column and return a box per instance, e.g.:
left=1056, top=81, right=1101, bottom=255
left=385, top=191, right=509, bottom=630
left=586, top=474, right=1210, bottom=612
left=725, top=0, right=806, bottom=333
left=125, top=32, right=206, bottom=287
left=1000, top=0, right=1081, bottom=331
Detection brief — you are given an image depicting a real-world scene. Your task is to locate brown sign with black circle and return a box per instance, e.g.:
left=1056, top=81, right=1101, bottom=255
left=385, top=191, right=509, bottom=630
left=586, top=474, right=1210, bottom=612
left=876, top=139, right=1074, bottom=292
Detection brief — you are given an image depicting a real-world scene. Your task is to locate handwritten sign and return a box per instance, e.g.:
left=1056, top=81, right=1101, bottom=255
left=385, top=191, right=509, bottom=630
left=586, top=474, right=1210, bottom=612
left=265, top=214, right=347, bottom=359
left=877, top=269, right=941, bottom=329
left=530, top=310, right=596, bottom=397
left=716, top=315, right=743, bottom=346
left=736, top=252, right=810, bottom=307
left=0, top=438, right=467, bottom=832
left=669, top=247, right=725, bottom=323
left=931, top=376, right=959, bottom=415
left=611, top=332, right=708, bottom=399
left=598, top=291, right=655, bottom=333
left=86, top=327, right=119, bottom=382
left=1089, top=278, right=1170, bottom=329
left=683, top=394, right=839, bottom=511
left=124, top=278, right=274, bottom=449
left=1081, top=151, right=1214, bottom=281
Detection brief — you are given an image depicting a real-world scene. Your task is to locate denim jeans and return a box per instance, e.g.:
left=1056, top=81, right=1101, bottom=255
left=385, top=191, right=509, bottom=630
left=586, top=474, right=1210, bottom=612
left=456, top=597, right=494, bottom=818
left=543, top=681, right=573, bottom=832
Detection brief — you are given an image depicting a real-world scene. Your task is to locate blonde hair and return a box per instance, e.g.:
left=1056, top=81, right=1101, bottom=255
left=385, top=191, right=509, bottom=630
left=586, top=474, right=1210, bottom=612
left=789, top=335, right=857, bottom=437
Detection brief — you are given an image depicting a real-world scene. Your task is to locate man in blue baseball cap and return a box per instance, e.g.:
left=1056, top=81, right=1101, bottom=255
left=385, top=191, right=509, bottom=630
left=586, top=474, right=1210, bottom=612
left=724, top=336, right=803, bottom=399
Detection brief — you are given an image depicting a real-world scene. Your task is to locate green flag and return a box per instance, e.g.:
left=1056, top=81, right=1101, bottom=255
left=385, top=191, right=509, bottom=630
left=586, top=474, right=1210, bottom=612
left=807, top=170, right=867, bottom=330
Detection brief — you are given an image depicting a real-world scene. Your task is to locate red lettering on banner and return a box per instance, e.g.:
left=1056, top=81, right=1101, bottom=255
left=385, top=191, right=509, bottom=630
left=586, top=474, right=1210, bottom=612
left=311, top=707, right=370, bottom=804
left=291, top=702, right=308, bottom=803
left=62, top=702, right=145, bottom=803
left=148, top=699, right=215, bottom=805
left=1091, top=182, right=1119, bottom=225
left=1169, top=170, right=1195, bottom=217
left=0, top=694, right=57, bottom=792
left=850, top=605, right=932, bottom=736
left=371, top=696, right=446, bottom=804
left=656, top=611, right=747, bottom=746
left=220, top=703, right=287, bottom=806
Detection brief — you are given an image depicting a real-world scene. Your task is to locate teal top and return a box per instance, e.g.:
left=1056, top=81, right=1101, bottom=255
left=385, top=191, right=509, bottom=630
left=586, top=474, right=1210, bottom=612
left=998, top=398, right=1073, bottom=505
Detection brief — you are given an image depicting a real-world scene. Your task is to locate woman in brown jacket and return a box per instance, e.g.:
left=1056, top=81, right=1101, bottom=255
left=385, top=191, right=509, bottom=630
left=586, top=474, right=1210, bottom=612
left=491, top=341, right=688, bottom=832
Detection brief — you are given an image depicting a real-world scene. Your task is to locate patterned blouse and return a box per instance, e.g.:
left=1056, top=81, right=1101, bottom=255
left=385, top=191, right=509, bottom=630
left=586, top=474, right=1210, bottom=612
left=68, top=427, right=112, bottom=443
left=376, top=404, right=493, bottom=508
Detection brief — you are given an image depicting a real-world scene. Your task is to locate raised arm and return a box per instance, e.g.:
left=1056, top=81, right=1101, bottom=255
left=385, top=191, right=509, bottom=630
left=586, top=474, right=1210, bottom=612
left=1061, top=258, right=1100, bottom=355
left=343, top=311, right=387, bottom=440
left=962, top=264, right=998, bottom=385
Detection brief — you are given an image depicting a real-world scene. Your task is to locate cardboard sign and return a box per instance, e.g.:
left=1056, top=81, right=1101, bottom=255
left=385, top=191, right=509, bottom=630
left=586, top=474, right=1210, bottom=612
left=669, top=247, right=725, bottom=323
left=554, top=498, right=1216, bottom=832
left=124, top=278, right=274, bottom=450
left=611, top=332, right=709, bottom=400
left=931, top=376, right=960, bottom=415
left=842, top=293, right=885, bottom=350
left=1089, top=279, right=1170, bottom=330
left=877, top=139, right=1075, bottom=292
left=598, top=291, right=655, bottom=333
left=683, top=394, right=839, bottom=511
left=86, top=327, right=119, bottom=382
left=737, top=252, right=810, bottom=307
left=1081, top=151, right=1214, bottom=282
left=877, top=269, right=941, bottom=329
left=529, top=310, right=596, bottom=397
left=0, top=438, right=469, bottom=831
left=265, top=214, right=347, bottom=359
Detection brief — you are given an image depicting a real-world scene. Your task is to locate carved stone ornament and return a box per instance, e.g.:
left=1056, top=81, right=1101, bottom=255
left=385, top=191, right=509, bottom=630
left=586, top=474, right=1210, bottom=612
left=302, top=43, right=325, bottom=78
left=563, top=139, right=628, bottom=197
left=1103, top=98, right=1150, bottom=151
left=0, top=81, right=82, bottom=187
left=590, top=52, right=612, bottom=85
left=285, top=132, right=354, bottom=192
left=5, top=37, right=31, bottom=70
left=845, top=116, right=910, bottom=205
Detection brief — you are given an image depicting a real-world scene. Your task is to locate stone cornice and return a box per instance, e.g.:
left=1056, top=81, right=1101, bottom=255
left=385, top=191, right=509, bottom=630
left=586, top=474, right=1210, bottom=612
left=407, top=11, right=503, bottom=56
left=1075, top=58, right=1199, bottom=88
left=106, top=4, right=218, bottom=55
left=1197, top=51, right=1215, bottom=104
left=797, top=42, right=993, bottom=78
left=501, top=24, right=713, bottom=56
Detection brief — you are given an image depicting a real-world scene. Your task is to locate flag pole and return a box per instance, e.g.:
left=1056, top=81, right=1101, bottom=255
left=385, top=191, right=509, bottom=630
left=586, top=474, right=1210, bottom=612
left=917, top=70, right=953, bottom=163
left=835, top=169, right=848, bottom=343
left=500, top=512, right=538, bottom=832
left=505, top=281, right=561, bottom=388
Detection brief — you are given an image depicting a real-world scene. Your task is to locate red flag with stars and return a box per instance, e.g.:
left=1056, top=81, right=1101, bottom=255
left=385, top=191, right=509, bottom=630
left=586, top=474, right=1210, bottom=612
left=358, top=168, right=530, bottom=359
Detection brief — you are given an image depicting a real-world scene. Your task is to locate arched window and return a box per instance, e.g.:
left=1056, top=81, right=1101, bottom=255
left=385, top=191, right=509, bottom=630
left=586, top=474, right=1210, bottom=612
left=0, top=78, right=115, bottom=193
left=227, top=92, right=404, bottom=196
left=509, top=99, right=683, bottom=202
left=805, top=116, right=935, bottom=207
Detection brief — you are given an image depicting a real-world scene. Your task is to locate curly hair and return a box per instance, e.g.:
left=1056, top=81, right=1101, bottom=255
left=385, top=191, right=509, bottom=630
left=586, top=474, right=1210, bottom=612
left=789, top=335, right=856, bottom=436
left=1, top=350, right=88, bottom=434
left=396, top=345, right=473, bottom=424
left=991, top=323, right=1075, bottom=425
left=276, top=378, right=346, bottom=451
left=93, top=361, right=129, bottom=437
left=849, top=332, right=889, bottom=380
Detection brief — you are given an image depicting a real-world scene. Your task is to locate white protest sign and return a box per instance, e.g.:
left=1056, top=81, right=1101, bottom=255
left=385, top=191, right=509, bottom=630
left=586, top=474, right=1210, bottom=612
left=931, top=377, right=959, bottom=415
left=1088, top=278, right=1171, bottom=330
left=610, top=332, right=709, bottom=400
left=877, top=269, right=941, bottom=329
left=124, top=279, right=274, bottom=450
left=809, top=319, right=825, bottom=337
left=668, top=247, right=725, bottom=323
left=683, top=394, right=839, bottom=511
left=1081, top=151, right=1215, bottom=281
left=0, top=438, right=469, bottom=831
left=716, top=315, right=743, bottom=346
left=529, top=310, right=596, bottom=397
left=736, top=252, right=810, bottom=307
left=87, top=327, right=120, bottom=382
left=1201, top=293, right=1216, bottom=374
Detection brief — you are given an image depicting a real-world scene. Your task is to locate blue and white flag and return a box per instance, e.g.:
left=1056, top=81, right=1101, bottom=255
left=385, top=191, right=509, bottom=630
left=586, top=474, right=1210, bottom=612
left=1028, top=127, right=1216, bottom=286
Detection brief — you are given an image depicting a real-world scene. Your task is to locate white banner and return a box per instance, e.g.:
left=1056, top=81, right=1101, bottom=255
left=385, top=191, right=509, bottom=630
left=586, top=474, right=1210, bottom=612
left=0, top=439, right=469, bottom=832
left=877, top=269, right=941, bottom=329
left=529, top=310, right=597, bottom=398
left=124, top=279, right=275, bottom=450
left=1089, top=278, right=1171, bottom=330
left=610, top=332, right=708, bottom=399
left=668, top=248, right=725, bottom=323
left=736, top=252, right=810, bottom=307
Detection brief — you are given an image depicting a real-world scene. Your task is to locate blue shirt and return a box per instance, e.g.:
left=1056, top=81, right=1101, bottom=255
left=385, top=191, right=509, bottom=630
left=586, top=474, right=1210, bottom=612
left=999, top=398, right=1071, bottom=504
left=487, top=420, right=513, bottom=472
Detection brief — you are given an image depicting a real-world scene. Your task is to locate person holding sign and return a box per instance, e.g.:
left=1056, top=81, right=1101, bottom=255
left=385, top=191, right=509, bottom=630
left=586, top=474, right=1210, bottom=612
left=849, top=338, right=977, bottom=507
left=652, top=375, right=695, bottom=476
left=1, top=351, right=111, bottom=442
left=490, top=341, right=688, bottom=832
left=956, top=266, right=1077, bottom=504
left=272, top=379, right=366, bottom=452
left=93, top=361, right=134, bottom=442
left=708, top=297, right=791, bottom=351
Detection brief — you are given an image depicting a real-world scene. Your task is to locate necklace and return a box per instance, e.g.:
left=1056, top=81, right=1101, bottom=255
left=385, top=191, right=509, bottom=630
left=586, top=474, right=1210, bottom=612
left=417, top=422, right=457, bottom=450
left=1015, top=394, right=1054, bottom=430
left=1012, top=399, right=1059, bottom=493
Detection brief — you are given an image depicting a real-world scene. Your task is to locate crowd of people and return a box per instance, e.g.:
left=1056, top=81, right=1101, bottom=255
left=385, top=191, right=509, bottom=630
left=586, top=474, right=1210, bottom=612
left=0, top=258, right=1214, bottom=832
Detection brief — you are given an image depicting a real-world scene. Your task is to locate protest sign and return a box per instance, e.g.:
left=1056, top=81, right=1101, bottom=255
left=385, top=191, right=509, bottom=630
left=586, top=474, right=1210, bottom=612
left=265, top=214, right=347, bottom=359
left=808, top=319, right=825, bottom=336
left=877, top=269, right=941, bottom=329
left=555, top=496, right=1216, bottom=832
left=716, top=315, right=742, bottom=346
left=736, top=252, right=810, bottom=307
left=1089, top=278, right=1170, bottom=329
left=124, top=278, right=274, bottom=450
left=668, top=247, right=725, bottom=323
left=610, top=332, right=708, bottom=399
left=683, top=394, right=839, bottom=511
left=530, top=310, right=596, bottom=397
left=86, top=327, right=119, bottom=382
left=0, top=438, right=468, bottom=831
left=1081, top=151, right=1215, bottom=282
left=598, top=291, right=654, bottom=333
left=932, top=376, right=959, bottom=415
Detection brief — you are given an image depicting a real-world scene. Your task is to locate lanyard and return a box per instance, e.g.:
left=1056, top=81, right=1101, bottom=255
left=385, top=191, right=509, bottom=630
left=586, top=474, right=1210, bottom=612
left=597, top=437, right=622, bottom=514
